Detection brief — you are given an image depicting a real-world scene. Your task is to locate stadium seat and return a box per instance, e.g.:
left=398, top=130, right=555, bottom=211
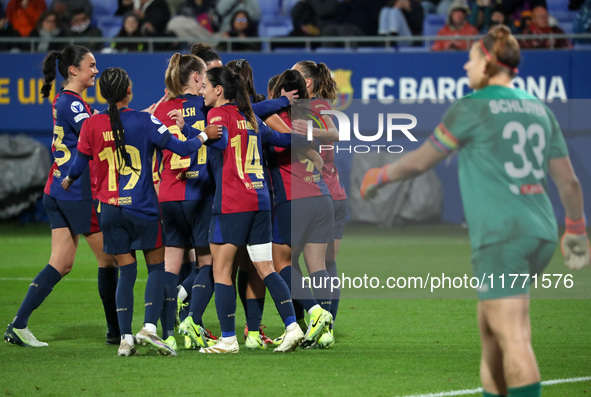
left=423, top=14, right=445, bottom=37
left=258, top=15, right=293, bottom=37
left=90, top=0, right=118, bottom=18
left=259, top=0, right=281, bottom=17
left=97, top=16, right=123, bottom=39
left=547, top=0, right=569, bottom=11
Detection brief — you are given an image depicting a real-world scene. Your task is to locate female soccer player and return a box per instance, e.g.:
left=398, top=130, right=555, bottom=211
left=4, top=45, right=120, bottom=348
left=267, top=69, right=336, bottom=349
left=361, top=25, right=589, bottom=397
left=62, top=67, right=222, bottom=356
left=153, top=53, right=220, bottom=350
left=199, top=66, right=305, bottom=353
left=293, top=60, right=348, bottom=348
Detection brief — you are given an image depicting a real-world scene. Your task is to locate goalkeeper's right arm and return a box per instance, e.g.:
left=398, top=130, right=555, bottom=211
left=549, top=156, right=590, bottom=270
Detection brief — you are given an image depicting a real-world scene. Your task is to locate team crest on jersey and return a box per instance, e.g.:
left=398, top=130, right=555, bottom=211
left=150, top=115, right=162, bottom=125
left=71, top=101, right=84, bottom=113
left=330, top=69, right=353, bottom=111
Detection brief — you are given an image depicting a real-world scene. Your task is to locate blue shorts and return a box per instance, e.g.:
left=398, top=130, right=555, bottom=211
left=273, top=201, right=291, bottom=245
left=99, top=203, right=165, bottom=255
left=332, top=198, right=348, bottom=240
left=471, top=237, right=556, bottom=300
left=161, top=199, right=212, bottom=248
left=43, top=193, right=100, bottom=235
left=291, top=195, right=334, bottom=247
left=209, top=211, right=272, bottom=246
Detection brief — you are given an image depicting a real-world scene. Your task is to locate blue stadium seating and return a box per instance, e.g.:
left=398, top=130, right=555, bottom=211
left=259, top=0, right=281, bottom=17
left=97, top=15, right=122, bottom=39
left=90, top=0, right=118, bottom=18
left=423, top=14, right=445, bottom=37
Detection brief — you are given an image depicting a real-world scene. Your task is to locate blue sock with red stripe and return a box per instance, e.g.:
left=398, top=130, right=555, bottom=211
left=214, top=283, right=236, bottom=337
left=116, top=262, right=137, bottom=335
left=189, top=264, right=214, bottom=326
left=144, top=262, right=165, bottom=326
left=13, top=264, right=62, bottom=328
left=161, top=271, right=178, bottom=339
left=263, top=272, right=296, bottom=327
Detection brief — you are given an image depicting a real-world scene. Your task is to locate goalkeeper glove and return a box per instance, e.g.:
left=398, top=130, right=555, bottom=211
left=561, top=216, right=591, bottom=270
left=360, top=165, right=390, bottom=199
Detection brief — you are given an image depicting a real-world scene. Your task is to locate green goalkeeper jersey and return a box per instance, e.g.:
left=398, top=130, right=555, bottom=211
left=429, top=85, right=569, bottom=250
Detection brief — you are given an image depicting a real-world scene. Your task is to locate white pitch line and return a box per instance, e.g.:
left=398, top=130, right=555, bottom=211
left=399, top=376, right=591, bottom=397
left=0, top=277, right=148, bottom=282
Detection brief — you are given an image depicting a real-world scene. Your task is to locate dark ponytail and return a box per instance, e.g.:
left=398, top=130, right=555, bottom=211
left=41, top=45, right=91, bottom=98
left=99, top=67, right=137, bottom=174
left=271, top=69, right=308, bottom=118
left=206, top=66, right=258, bottom=133
left=226, top=59, right=265, bottom=103
left=295, top=60, right=337, bottom=101
left=480, top=25, right=520, bottom=78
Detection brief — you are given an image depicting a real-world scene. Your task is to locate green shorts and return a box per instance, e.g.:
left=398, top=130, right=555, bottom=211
left=471, top=237, right=556, bottom=300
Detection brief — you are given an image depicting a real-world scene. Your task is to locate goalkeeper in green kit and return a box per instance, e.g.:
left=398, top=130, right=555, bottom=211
left=361, top=25, right=590, bottom=397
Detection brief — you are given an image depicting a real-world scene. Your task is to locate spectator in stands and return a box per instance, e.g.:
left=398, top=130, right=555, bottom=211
left=220, top=10, right=260, bottom=51
left=112, top=12, right=146, bottom=52
left=468, top=0, right=494, bottom=33
left=406, top=0, right=425, bottom=44
left=116, top=0, right=134, bottom=15
left=0, top=2, right=22, bottom=51
left=6, top=0, right=46, bottom=37
left=28, top=10, right=66, bottom=52
left=133, top=0, right=170, bottom=37
left=573, top=0, right=591, bottom=43
left=290, top=0, right=338, bottom=37
left=488, top=5, right=517, bottom=32
left=378, top=0, right=413, bottom=46
left=500, top=0, right=547, bottom=22
left=67, top=8, right=103, bottom=51
left=432, top=0, right=479, bottom=51
left=49, top=0, right=92, bottom=31
left=216, top=0, right=261, bottom=34
left=323, top=0, right=386, bottom=37
left=520, top=5, right=572, bottom=49
left=166, top=0, right=218, bottom=43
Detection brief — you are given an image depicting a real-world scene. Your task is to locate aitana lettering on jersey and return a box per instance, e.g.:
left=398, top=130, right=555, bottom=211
left=237, top=120, right=253, bottom=130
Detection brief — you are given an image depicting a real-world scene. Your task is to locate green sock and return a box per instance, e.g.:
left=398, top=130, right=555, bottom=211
left=483, top=391, right=506, bottom=397
left=508, top=382, right=541, bottom=397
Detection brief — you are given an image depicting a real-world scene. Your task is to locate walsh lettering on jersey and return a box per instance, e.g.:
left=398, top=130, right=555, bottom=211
left=182, top=107, right=196, bottom=117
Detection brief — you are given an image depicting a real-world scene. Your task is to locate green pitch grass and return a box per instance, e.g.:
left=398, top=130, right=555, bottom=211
left=1, top=223, right=589, bottom=396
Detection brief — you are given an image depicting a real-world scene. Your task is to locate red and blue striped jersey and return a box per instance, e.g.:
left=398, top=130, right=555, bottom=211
left=312, top=99, right=347, bottom=200
left=207, top=104, right=291, bottom=214
left=267, top=110, right=329, bottom=204
left=44, top=89, right=96, bottom=201
left=76, top=108, right=203, bottom=220
left=153, top=94, right=213, bottom=202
